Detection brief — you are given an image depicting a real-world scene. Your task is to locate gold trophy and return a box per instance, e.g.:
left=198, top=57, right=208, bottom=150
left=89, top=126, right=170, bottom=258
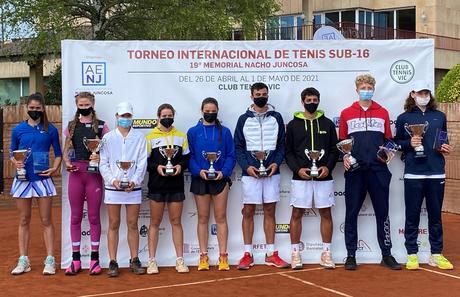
left=304, top=149, right=325, bottom=178
left=159, top=146, right=179, bottom=176
left=83, top=137, right=105, bottom=172
left=336, top=138, right=359, bottom=171
left=12, top=149, right=32, bottom=180
left=116, top=160, right=136, bottom=189
left=404, top=121, right=429, bottom=158
left=202, top=151, right=221, bottom=179
left=251, top=151, right=270, bottom=177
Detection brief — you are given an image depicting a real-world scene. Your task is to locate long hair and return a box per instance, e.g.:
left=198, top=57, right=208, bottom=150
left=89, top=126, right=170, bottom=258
left=68, top=92, right=101, bottom=139
left=157, top=103, right=176, bottom=118
left=27, top=93, right=49, bottom=132
left=403, top=92, right=437, bottom=112
left=201, top=97, right=222, bottom=143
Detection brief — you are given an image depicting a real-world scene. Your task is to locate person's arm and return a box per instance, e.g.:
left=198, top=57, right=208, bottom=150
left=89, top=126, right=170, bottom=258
left=326, top=121, right=339, bottom=172
left=272, top=114, right=286, bottom=167
left=338, top=110, right=348, bottom=140
left=9, top=127, right=22, bottom=169
left=187, top=128, right=202, bottom=176
left=394, top=115, right=412, bottom=152
left=99, top=134, right=116, bottom=186
left=39, top=127, right=62, bottom=176
left=131, top=137, right=148, bottom=187
left=234, top=116, right=250, bottom=171
left=178, top=137, right=190, bottom=170
left=221, top=128, right=236, bottom=178
left=285, top=122, right=300, bottom=174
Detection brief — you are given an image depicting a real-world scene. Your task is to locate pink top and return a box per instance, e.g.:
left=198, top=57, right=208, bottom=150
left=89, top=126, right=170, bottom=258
left=64, top=118, right=110, bottom=137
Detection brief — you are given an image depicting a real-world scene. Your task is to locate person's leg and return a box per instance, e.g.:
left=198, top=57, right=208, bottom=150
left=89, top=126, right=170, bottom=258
left=16, top=199, right=33, bottom=257
left=425, top=179, right=445, bottom=254
left=242, top=204, right=256, bottom=247
left=107, top=204, right=121, bottom=261
left=36, top=197, right=54, bottom=256
left=194, top=194, right=212, bottom=254
left=290, top=207, right=304, bottom=247
left=126, top=204, right=141, bottom=259
left=318, top=208, right=333, bottom=248
left=403, top=179, right=425, bottom=255
left=213, top=184, right=229, bottom=254
left=85, top=173, right=103, bottom=257
left=263, top=202, right=276, bottom=247
left=168, top=202, right=184, bottom=258
left=68, top=171, right=86, bottom=260
left=148, top=200, right=165, bottom=259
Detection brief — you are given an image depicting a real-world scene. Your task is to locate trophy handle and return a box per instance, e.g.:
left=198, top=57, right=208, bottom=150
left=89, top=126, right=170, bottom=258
left=201, top=151, right=207, bottom=160
left=216, top=151, right=222, bottom=162
left=404, top=123, right=412, bottom=136
left=423, top=121, right=429, bottom=134
left=304, top=149, right=311, bottom=161
left=319, top=149, right=325, bottom=160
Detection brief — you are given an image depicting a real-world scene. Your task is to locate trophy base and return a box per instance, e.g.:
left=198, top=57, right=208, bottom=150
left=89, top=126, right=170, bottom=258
left=257, top=171, right=268, bottom=178
left=206, top=172, right=217, bottom=180
left=16, top=174, right=27, bottom=181
left=414, top=152, right=426, bottom=158
left=87, top=166, right=99, bottom=173
left=120, top=181, right=130, bottom=189
left=164, top=168, right=175, bottom=176
left=349, top=162, right=360, bottom=172
left=310, top=171, right=319, bottom=178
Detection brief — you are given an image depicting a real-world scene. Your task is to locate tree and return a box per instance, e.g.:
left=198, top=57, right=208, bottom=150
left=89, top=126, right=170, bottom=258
left=436, top=63, right=460, bottom=103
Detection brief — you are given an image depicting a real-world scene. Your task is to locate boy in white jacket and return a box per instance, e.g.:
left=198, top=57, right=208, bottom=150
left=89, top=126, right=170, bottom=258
left=99, top=102, right=147, bottom=277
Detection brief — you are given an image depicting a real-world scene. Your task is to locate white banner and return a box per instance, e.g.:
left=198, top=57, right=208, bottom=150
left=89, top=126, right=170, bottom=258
left=61, top=39, right=434, bottom=268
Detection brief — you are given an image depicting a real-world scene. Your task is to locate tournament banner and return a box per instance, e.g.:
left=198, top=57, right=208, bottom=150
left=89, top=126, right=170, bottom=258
left=61, top=39, right=434, bottom=268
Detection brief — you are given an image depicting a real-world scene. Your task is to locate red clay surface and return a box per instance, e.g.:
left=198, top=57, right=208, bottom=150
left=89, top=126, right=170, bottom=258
left=1, top=205, right=459, bottom=297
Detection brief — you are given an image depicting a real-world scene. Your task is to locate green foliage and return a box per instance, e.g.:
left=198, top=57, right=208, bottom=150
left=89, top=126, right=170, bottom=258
left=436, top=63, right=460, bottom=103
left=44, top=65, right=62, bottom=105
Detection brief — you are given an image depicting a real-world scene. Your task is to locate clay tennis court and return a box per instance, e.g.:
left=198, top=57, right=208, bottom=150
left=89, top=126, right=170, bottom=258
left=1, top=203, right=459, bottom=297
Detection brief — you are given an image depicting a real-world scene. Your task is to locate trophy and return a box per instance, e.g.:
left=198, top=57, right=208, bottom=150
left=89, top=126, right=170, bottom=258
left=83, top=137, right=105, bottom=172
left=116, top=160, right=136, bottom=189
left=336, top=138, right=359, bottom=171
left=404, top=121, right=429, bottom=158
left=251, top=151, right=270, bottom=177
left=434, top=129, right=449, bottom=151
left=377, top=140, right=399, bottom=164
left=159, top=146, right=179, bottom=175
left=12, top=149, right=32, bottom=180
left=304, top=149, right=325, bottom=178
left=202, top=151, right=221, bottom=179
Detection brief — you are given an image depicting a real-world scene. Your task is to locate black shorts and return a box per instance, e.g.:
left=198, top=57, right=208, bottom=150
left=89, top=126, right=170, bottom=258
left=190, top=177, right=231, bottom=196
left=148, top=192, right=185, bottom=203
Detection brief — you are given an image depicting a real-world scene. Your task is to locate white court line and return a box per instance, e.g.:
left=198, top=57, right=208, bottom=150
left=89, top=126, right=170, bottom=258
left=419, top=267, right=460, bottom=280
left=279, top=273, right=354, bottom=297
left=78, top=267, right=325, bottom=297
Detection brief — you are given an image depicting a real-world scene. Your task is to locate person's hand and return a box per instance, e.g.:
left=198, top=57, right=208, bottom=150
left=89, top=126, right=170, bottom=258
left=157, top=165, right=166, bottom=176
left=267, top=163, right=278, bottom=177
left=89, top=153, right=100, bottom=162
left=246, top=166, right=259, bottom=178
left=215, top=171, right=223, bottom=180
left=172, top=165, right=182, bottom=176
left=410, top=136, right=422, bottom=148
left=112, top=179, right=121, bottom=189
left=440, top=143, right=453, bottom=155
left=343, top=156, right=351, bottom=171
left=65, top=161, right=78, bottom=172
left=124, top=182, right=135, bottom=193
left=200, top=169, right=209, bottom=180
left=317, top=166, right=329, bottom=179
left=297, top=168, right=311, bottom=180
left=38, top=167, right=58, bottom=177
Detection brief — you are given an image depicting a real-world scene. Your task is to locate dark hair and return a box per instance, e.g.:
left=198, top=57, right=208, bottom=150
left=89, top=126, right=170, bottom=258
left=301, top=87, right=320, bottom=101
left=68, top=92, right=101, bottom=140
left=27, top=92, right=49, bottom=132
left=201, top=97, right=222, bottom=143
left=403, top=91, right=437, bottom=112
left=250, top=82, right=269, bottom=95
left=157, top=103, right=175, bottom=117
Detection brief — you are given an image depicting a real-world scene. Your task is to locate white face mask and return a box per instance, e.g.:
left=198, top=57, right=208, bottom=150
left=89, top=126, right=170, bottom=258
left=415, top=96, right=430, bottom=106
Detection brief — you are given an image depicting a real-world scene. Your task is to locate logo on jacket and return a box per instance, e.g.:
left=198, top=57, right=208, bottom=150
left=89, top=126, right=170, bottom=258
left=390, top=60, right=414, bottom=84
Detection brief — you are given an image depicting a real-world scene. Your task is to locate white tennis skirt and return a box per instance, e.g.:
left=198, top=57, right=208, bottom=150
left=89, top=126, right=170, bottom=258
left=10, top=178, right=57, bottom=198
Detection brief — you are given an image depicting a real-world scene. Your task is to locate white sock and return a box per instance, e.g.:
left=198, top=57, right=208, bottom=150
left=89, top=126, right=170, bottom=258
left=266, top=244, right=275, bottom=255
left=291, top=243, right=300, bottom=253
left=244, top=244, right=253, bottom=255
left=323, top=243, right=331, bottom=252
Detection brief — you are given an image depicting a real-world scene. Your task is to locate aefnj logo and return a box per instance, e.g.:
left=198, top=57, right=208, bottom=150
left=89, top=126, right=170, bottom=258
left=82, top=62, right=106, bottom=86
left=390, top=60, right=414, bottom=84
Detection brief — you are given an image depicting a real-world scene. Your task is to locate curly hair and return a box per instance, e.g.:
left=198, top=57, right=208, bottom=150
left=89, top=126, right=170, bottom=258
left=355, top=74, right=376, bottom=88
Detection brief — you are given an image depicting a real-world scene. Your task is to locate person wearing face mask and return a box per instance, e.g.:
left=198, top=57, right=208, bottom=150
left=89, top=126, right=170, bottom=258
left=99, top=102, right=147, bottom=277
left=145, top=103, right=190, bottom=274
left=187, top=97, right=236, bottom=271
left=338, top=74, right=400, bottom=271
left=394, top=81, right=454, bottom=270
left=234, top=82, right=289, bottom=270
left=62, top=92, right=109, bottom=276
left=10, top=93, right=62, bottom=276
left=285, top=87, right=339, bottom=270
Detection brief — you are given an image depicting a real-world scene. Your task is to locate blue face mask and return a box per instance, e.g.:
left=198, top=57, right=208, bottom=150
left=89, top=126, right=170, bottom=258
left=118, top=117, right=132, bottom=128
left=359, top=90, right=374, bottom=101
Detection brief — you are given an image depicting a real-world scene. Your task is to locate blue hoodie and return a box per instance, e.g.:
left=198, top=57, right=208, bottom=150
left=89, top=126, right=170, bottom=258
left=394, top=106, right=447, bottom=175
left=187, top=120, right=236, bottom=178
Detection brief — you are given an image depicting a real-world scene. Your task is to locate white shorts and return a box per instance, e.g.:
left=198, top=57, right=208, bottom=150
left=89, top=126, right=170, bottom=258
left=11, top=178, right=57, bottom=198
left=290, top=180, right=334, bottom=209
left=104, top=188, right=142, bottom=204
left=241, top=174, right=280, bottom=204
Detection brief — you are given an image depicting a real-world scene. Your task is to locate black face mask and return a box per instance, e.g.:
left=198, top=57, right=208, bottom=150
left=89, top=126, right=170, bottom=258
left=160, top=118, right=174, bottom=128
left=203, top=112, right=218, bottom=123
left=304, top=102, right=319, bottom=114
left=253, top=97, right=268, bottom=108
left=78, top=107, right=93, bottom=116
left=28, top=110, right=43, bottom=121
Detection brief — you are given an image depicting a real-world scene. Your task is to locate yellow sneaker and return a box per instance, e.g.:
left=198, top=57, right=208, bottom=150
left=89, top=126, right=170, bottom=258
left=406, top=254, right=419, bottom=270
left=198, top=253, right=209, bottom=271
left=218, top=253, right=230, bottom=271
left=429, top=254, right=454, bottom=270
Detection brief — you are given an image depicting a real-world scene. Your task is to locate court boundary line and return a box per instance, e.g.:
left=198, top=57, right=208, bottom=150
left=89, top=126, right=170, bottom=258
left=78, top=267, right=329, bottom=297
left=279, top=273, right=354, bottom=297
left=419, top=267, right=460, bottom=280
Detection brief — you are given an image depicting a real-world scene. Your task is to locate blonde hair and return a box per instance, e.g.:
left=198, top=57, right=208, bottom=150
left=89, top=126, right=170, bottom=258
left=355, top=74, right=376, bottom=88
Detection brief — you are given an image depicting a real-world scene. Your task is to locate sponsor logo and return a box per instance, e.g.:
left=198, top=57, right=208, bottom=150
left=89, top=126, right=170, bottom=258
left=347, top=118, right=385, bottom=133
left=358, top=201, right=375, bottom=217
left=81, top=230, right=90, bottom=236
left=275, top=224, right=290, bottom=233
left=253, top=243, right=267, bottom=252
left=334, top=191, right=345, bottom=197
left=81, top=244, right=90, bottom=256
left=340, top=222, right=345, bottom=233
left=303, top=208, right=318, bottom=217
left=82, top=62, right=106, bottom=86
left=299, top=241, right=305, bottom=252
left=188, top=211, right=197, bottom=218
left=132, top=119, right=157, bottom=129
left=139, top=225, right=148, bottom=237
left=333, top=117, right=340, bottom=128
left=138, top=243, right=149, bottom=255
left=357, top=239, right=372, bottom=252
left=398, top=228, right=428, bottom=235
left=183, top=243, right=217, bottom=254
left=304, top=242, right=323, bottom=251
left=211, top=224, right=217, bottom=235
left=390, top=60, right=414, bottom=84
left=417, top=240, right=430, bottom=250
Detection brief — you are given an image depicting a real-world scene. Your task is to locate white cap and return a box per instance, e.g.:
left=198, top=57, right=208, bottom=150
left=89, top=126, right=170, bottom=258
left=116, top=101, right=133, bottom=116
left=412, top=80, right=433, bottom=93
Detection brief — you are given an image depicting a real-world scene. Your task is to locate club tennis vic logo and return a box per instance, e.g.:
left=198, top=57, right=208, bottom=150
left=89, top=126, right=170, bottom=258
left=82, top=62, right=106, bottom=86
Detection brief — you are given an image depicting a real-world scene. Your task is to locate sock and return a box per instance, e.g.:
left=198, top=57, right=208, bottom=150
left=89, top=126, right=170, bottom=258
left=266, top=244, right=275, bottom=255
left=244, top=244, right=253, bottom=255
left=291, top=243, right=300, bottom=253
left=90, top=251, right=99, bottom=261
left=72, top=251, right=81, bottom=261
left=322, top=242, right=331, bottom=252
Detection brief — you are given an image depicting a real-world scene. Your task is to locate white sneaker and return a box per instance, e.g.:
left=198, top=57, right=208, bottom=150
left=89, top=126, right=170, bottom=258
left=291, top=251, right=303, bottom=270
left=175, top=257, right=189, bottom=273
left=11, top=256, right=31, bottom=275
left=320, top=251, right=336, bottom=269
left=43, top=255, right=56, bottom=275
left=147, top=258, right=159, bottom=274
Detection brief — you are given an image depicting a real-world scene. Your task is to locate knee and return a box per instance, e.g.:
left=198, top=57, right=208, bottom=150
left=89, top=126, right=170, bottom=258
left=242, top=207, right=255, bottom=219
left=169, top=216, right=182, bottom=227
left=19, top=215, right=31, bottom=227
left=263, top=205, right=276, bottom=217
left=214, top=213, right=227, bottom=225
left=198, top=214, right=210, bottom=225
left=87, top=213, right=100, bottom=226
left=150, top=219, right=162, bottom=229
left=70, top=214, right=83, bottom=225
left=291, top=208, right=304, bottom=221
left=108, top=218, right=120, bottom=231
left=41, top=217, right=53, bottom=228
left=127, top=219, right=138, bottom=231
left=319, top=209, right=332, bottom=221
